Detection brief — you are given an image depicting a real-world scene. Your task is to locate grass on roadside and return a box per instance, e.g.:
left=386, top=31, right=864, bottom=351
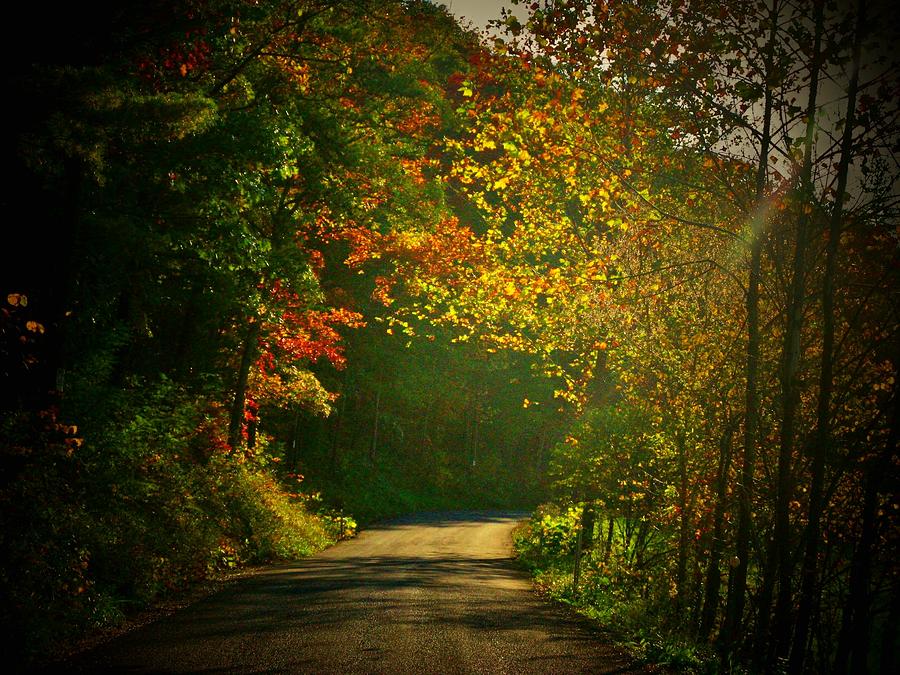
left=512, top=506, right=723, bottom=673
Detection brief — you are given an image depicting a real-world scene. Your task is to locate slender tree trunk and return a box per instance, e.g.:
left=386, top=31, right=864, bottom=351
left=721, top=2, right=780, bottom=660
left=691, top=533, right=707, bottom=632
left=287, top=405, right=303, bottom=470
left=760, top=4, right=825, bottom=664
left=879, top=586, right=899, bottom=675
left=583, top=504, right=596, bottom=549
left=834, top=374, right=897, bottom=673
left=832, top=469, right=878, bottom=674
left=330, top=378, right=348, bottom=475
left=173, top=284, right=202, bottom=376
left=604, top=517, right=615, bottom=562
left=472, top=402, right=479, bottom=467
left=228, top=320, right=259, bottom=451
left=790, top=3, right=864, bottom=671
left=676, top=430, right=689, bottom=613
left=701, top=422, right=735, bottom=639
left=573, top=518, right=584, bottom=596
left=635, top=516, right=648, bottom=569
left=370, top=385, right=381, bottom=463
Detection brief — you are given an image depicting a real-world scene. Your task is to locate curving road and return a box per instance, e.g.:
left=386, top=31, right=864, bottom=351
left=55, top=512, right=656, bottom=674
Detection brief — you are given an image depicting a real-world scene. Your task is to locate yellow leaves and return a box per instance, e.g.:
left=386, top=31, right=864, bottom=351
left=504, top=281, right=518, bottom=297
left=596, top=101, right=609, bottom=113
left=493, top=175, right=510, bottom=190
left=7, top=293, right=27, bottom=307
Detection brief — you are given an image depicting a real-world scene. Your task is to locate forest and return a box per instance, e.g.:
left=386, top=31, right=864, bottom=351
left=1, top=0, right=897, bottom=672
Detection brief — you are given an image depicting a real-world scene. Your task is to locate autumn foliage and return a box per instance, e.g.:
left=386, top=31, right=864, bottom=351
left=2, top=0, right=897, bottom=672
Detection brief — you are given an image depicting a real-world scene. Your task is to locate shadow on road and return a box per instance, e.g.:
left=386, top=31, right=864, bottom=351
left=50, top=512, right=656, bottom=674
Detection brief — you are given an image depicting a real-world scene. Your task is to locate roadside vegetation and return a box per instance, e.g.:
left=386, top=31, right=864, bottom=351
left=2, top=380, right=353, bottom=664
left=515, top=506, right=715, bottom=671
left=3, top=0, right=896, bottom=672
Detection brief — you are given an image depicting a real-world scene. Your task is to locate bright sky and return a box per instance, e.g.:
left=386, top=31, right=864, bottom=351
left=436, top=0, right=528, bottom=33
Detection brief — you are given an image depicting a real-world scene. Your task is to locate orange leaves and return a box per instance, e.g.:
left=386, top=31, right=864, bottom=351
left=7, top=293, right=27, bottom=307
left=264, top=306, right=365, bottom=371
left=250, top=275, right=366, bottom=412
left=369, top=273, right=393, bottom=304
left=390, top=104, right=441, bottom=136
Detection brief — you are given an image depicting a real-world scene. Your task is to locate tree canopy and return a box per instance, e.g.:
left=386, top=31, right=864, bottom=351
left=2, top=0, right=897, bottom=671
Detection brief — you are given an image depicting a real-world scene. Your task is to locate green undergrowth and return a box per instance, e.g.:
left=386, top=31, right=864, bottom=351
left=308, top=448, right=540, bottom=525
left=514, top=505, right=721, bottom=673
left=0, top=378, right=354, bottom=667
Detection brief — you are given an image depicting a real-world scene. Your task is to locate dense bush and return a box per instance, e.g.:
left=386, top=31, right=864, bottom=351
left=514, top=505, right=710, bottom=671
left=0, top=377, right=338, bottom=665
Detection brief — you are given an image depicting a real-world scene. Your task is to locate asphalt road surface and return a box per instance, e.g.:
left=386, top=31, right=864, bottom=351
left=54, top=511, right=656, bottom=674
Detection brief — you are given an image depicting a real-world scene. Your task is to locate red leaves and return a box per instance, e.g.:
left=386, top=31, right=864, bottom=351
left=257, top=282, right=365, bottom=374
left=269, top=308, right=362, bottom=369
left=135, top=29, right=212, bottom=84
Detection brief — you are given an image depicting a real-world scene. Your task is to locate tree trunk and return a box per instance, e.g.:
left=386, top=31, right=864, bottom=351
left=370, top=385, right=381, bottom=464
left=330, top=377, right=349, bottom=475
left=172, top=284, right=202, bottom=376
left=228, top=320, right=259, bottom=451
left=287, top=405, right=303, bottom=470
left=604, top=517, right=615, bottom=562
left=834, top=372, right=897, bottom=673
left=573, top=519, right=584, bottom=596
left=721, top=1, right=780, bottom=660
left=635, top=517, right=649, bottom=569
left=676, top=430, right=689, bottom=613
left=790, top=2, right=864, bottom=671
left=582, top=504, right=596, bottom=549
left=760, top=3, right=825, bottom=663
left=701, top=422, right=735, bottom=639
left=472, top=402, right=479, bottom=468
left=832, top=469, right=878, bottom=674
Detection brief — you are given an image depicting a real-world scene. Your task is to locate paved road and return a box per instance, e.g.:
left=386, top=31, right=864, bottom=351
left=55, top=511, right=655, bottom=674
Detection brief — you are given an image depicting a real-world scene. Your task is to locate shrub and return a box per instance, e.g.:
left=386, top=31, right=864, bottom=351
left=1, top=377, right=340, bottom=666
